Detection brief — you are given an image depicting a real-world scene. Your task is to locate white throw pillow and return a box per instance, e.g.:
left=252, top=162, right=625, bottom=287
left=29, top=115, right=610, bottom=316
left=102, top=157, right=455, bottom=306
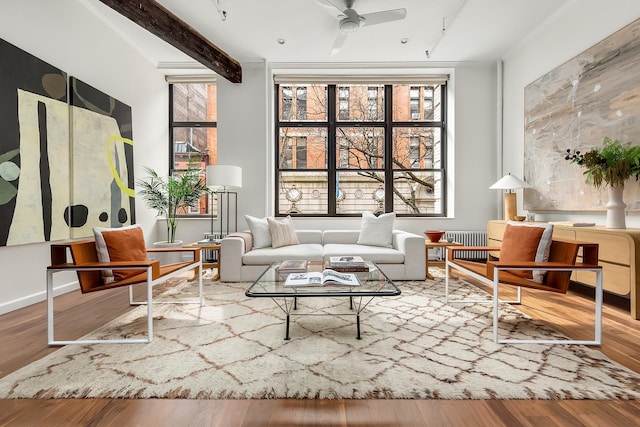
left=268, top=216, right=299, bottom=248
left=506, top=220, right=554, bottom=283
left=245, top=215, right=271, bottom=249
left=357, top=212, right=395, bottom=248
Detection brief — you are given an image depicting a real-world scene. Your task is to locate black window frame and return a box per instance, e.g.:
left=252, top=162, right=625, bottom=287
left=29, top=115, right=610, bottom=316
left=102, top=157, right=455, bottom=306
left=275, top=82, right=447, bottom=218
left=168, top=82, right=217, bottom=216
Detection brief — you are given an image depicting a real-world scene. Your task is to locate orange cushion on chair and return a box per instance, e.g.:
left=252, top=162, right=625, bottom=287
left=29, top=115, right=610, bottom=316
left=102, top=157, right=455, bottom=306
left=499, top=224, right=545, bottom=279
left=94, top=225, right=148, bottom=284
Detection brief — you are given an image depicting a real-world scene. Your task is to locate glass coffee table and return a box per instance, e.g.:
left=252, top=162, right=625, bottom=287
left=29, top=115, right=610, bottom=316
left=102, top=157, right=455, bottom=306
left=245, top=261, right=401, bottom=340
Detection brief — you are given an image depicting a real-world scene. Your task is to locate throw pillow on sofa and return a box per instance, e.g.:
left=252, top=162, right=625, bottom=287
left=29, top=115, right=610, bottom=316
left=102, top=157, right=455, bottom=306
left=268, top=215, right=299, bottom=248
left=356, top=211, right=395, bottom=248
left=245, top=215, right=272, bottom=249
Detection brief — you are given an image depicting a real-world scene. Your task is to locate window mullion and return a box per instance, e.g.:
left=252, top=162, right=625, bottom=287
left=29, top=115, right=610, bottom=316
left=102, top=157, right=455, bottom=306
left=169, top=83, right=175, bottom=173
left=274, top=83, right=281, bottom=213
left=327, top=85, right=337, bottom=215
left=384, top=85, right=393, bottom=212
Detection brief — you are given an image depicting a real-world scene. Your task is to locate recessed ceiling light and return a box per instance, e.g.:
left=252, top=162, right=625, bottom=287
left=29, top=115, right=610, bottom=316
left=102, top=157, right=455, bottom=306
left=277, top=39, right=286, bottom=45
left=400, top=38, right=409, bottom=44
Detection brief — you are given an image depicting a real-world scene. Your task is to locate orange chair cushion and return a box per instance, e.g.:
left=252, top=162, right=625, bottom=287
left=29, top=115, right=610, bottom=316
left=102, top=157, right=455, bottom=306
left=94, top=225, right=148, bottom=283
left=499, top=224, right=545, bottom=279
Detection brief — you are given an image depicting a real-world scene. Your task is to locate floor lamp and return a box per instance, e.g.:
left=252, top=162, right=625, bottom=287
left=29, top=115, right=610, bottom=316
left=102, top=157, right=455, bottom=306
left=489, top=173, right=528, bottom=221
left=206, top=165, right=242, bottom=240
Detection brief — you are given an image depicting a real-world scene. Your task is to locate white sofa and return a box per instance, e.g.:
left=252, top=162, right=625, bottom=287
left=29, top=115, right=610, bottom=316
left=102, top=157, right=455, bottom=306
left=220, top=229, right=425, bottom=282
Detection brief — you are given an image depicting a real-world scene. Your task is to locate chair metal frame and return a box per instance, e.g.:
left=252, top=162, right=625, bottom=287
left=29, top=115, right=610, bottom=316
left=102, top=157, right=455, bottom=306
left=47, top=243, right=203, bottom=346
left=445, top=241, right=603, bottom=345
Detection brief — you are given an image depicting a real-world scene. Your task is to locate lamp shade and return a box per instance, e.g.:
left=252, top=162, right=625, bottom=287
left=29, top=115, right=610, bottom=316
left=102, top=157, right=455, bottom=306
left=206, top=165, right=242, bottom=190
left=489, top=173, right=528, bottom=190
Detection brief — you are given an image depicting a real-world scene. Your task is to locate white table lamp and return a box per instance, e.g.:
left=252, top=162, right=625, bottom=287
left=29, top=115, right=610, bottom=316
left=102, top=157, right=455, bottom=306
left=206, top=165, right=242, bottom=192
left=489, top=173, right=528, bottom=221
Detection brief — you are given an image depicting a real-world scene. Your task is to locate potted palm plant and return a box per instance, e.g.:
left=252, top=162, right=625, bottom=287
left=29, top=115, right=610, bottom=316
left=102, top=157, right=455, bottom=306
left=137, top=154, right=210, bottom=244
left=565, top=137, right=640, bottom=228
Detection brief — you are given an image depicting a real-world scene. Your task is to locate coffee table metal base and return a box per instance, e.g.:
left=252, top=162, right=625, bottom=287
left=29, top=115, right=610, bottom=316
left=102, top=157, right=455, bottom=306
left=245, top=261, right=400, bottom=341
left=280, top=295, right=364, bottom=340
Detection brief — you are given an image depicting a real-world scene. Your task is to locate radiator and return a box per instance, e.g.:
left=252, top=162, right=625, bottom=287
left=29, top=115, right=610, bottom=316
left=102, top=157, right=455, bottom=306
left=442, top=230, right=488, bottom=261
left=202, top=232, right=224, bottom=262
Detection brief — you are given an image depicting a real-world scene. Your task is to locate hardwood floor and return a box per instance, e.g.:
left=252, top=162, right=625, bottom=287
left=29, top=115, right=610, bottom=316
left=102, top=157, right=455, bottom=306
left=1, top=275, right=639, bottom=426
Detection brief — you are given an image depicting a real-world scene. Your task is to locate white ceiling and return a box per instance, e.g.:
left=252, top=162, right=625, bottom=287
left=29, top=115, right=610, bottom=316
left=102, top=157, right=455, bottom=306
left=86, top=0, right=569, bottom=72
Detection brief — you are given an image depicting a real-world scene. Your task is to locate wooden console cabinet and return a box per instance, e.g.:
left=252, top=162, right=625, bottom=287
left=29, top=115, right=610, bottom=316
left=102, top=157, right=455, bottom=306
left=487, top=220, right=640, bottom=320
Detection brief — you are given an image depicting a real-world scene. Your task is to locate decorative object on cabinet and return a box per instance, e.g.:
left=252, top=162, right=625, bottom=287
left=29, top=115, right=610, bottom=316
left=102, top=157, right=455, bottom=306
left=489, top=173, right=528, bottom=221
left=565, top=137, right=640, bottom=229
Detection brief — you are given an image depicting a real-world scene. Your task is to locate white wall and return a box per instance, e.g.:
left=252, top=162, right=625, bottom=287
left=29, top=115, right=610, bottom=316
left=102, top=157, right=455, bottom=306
left=179, top=61, right=499, bottom=240
left=177, top=61, right=271, bottom=244
left=0, top=2, right=499, bottom=314
left=0, top=0, right=168, bottom=313
left=502, top=0, right=640, bottom=226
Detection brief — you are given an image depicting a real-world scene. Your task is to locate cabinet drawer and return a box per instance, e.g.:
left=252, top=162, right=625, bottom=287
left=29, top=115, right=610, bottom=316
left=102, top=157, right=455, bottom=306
left=575, top=230, right=630, bottom=265
left=487, top=221, right=507, bottom=240
left=552, top=228, right=576, bottom=240
left=575, top=261, right=631, bottom=296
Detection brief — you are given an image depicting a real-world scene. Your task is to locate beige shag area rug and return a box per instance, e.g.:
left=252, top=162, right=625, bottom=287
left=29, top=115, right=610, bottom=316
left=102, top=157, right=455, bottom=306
left=1, top=273, right=639, bottom=400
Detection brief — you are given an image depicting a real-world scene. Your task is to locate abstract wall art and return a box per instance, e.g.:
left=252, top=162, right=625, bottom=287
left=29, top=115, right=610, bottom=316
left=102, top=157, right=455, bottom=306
left=0, top=38, right=135, bottom=246
left=523, top=18, right=640, bottom=211
left=0, top=38, right=69, bottom=246
left=69, top=77, right=135, bottom=238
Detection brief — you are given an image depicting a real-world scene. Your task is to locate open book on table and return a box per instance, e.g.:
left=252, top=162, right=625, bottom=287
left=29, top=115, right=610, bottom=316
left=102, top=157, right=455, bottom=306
left=284, top=269, right=361, bottom=287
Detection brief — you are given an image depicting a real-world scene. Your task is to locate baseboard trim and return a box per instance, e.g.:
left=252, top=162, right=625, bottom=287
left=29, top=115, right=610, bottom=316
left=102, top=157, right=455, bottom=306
left=0, top=280, right=79, bottom=315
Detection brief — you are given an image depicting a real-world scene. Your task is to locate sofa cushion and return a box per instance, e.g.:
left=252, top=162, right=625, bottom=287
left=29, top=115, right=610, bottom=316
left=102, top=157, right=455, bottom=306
left=245, top=215, right=272, bottom=249
left=243, top=244, right=324, bottom=265
left=323, top=243, right=404, bottom=264
left=295, top=230, right=323, bottom=244
left=357, top=212, right=395, bottom=248
left=322, top=230, right=359, bottom=245
left=268, top=216, right=299, bottom=248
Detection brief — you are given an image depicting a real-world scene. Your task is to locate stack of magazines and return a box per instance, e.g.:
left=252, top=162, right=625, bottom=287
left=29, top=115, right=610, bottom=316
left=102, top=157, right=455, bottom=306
left=328, top=256, right=368, bottom=272
left=278, top=260, right=308, bottom=273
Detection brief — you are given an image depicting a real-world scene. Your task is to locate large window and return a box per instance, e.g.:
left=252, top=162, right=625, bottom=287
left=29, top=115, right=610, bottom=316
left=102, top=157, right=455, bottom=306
left=275, top=81, right=446, bottom=217
left=169, top=81, right=217, bottom=215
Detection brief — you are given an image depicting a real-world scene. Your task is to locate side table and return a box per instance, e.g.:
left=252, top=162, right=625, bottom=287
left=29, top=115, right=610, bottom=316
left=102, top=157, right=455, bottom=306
left=187, top=242, right=221, bottom=281
left=425, top=240, right=462, bottom=280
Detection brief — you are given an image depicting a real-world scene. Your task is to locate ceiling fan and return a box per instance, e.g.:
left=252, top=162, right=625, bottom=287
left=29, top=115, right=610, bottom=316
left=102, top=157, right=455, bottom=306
left=316, top=0, right=407, bottom=55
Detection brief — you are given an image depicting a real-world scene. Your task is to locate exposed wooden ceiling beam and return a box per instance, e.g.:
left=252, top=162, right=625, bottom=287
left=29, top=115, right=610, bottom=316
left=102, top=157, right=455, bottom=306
left=98, top=0, right=242, bottom=83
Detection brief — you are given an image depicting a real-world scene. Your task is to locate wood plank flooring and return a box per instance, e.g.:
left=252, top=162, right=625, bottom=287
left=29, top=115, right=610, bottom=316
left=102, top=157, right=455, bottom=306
left=1, top=274, right=639, bottom=426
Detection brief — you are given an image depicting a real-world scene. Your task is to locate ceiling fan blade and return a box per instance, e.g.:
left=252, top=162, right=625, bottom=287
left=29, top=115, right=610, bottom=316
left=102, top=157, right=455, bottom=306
left=314, top=0, right=346, bottom=14
left=330, top=30, right=349, bottom=56
left=360, top=8, right=407, bottom=27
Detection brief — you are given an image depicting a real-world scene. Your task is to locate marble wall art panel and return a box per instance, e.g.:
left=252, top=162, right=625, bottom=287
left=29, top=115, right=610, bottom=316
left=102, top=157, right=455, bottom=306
left=69, top=77, right=135, bottom=238
left=523, top=18, right=640, bottom=211
left=0, top=38, right=69, bottom=246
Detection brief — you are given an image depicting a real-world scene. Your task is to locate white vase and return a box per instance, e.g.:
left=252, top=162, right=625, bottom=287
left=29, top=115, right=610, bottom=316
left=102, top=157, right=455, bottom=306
left=605, top=186, right=626, bottom=229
